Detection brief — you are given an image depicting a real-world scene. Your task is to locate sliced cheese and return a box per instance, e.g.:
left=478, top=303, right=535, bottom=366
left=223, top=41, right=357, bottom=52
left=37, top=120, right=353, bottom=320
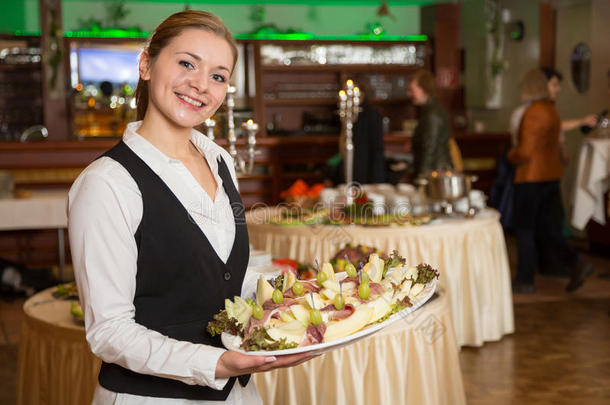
left=367, top=291, right=393, bottom=323
left=256, top=275, right=275, bottom=306
left=322, top=262, right=336, bottom=282
left=408, top=283, right=425, bottom=299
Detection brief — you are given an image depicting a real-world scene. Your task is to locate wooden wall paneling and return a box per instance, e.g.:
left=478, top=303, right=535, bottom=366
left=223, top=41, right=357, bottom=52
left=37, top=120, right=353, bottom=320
left=540, top=1, right=557, bottom=68
left=39, top=0, right=70, bottom=140
left=252, top=42, right=266, bottom=136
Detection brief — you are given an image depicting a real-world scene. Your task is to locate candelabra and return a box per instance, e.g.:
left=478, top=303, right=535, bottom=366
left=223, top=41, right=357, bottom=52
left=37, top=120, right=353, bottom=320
left=338, top=79, right=361, bottom=205
left=204, top=85, right=259, bottom=175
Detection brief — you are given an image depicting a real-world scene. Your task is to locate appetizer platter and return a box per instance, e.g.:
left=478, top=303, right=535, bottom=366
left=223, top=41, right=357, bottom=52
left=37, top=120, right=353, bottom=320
left=207, top=252, right=439, bottom=356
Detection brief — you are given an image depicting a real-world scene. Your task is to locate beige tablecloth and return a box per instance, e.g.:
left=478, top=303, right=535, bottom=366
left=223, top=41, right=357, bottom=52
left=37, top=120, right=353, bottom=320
left=17, top=288, right=465, bottom=405
left=17, top=288, right=101, bottom=405
left=247, top=208, right=514, bottom=347
left=571, top=138, right=610, bottom=230
left=253, top=288, right=466, bottom=405
left=0, top=190, right=68, bottom=231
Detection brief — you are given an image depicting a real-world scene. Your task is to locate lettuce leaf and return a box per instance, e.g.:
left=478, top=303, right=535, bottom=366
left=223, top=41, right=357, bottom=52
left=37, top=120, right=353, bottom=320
left=240, top=327, right=299, bottom=351
left=206, top=310, right=243, bottom=338
left=415, top=263, right=440, bottom=284
left=383, top=250, right=407, bottom=277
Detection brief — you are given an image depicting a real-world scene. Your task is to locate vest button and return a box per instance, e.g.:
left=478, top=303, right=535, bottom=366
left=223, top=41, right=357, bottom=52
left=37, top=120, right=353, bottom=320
left=224, top=272, right=231, bottom=281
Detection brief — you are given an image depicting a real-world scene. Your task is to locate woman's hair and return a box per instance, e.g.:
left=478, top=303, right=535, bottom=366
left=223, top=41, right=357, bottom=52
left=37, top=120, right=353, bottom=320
left=520, top=68, right=549, bottom=102
left=135, top=10, right=238, bottom=120
left=409, top=69, right=437, bottom=98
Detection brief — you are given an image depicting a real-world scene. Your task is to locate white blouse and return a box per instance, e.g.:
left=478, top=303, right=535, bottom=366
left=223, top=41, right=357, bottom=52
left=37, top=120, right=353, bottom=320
left=68, top=122, right=261, bottom=405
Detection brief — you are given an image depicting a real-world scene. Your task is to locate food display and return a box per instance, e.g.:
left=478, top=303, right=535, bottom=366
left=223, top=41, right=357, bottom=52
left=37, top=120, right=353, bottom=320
left=207, top=252, right=439, bottom=354
left=52, top=282, right=79, bottom=299
left=269, top=186, right=433, bottom=227
left=52, top=282, right=84, bottom=323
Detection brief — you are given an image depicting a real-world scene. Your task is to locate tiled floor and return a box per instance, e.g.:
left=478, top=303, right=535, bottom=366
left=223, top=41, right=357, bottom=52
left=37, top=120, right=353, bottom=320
left=1, top=235, right=609, bottom=405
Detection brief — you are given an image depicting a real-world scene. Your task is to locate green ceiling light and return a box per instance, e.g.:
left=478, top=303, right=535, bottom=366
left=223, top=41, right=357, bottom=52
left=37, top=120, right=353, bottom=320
left=64, top=28, right=149, bottom=38
left=13, top=30, right=42, bottom=36
left=235, top=33, right=427, bottom=41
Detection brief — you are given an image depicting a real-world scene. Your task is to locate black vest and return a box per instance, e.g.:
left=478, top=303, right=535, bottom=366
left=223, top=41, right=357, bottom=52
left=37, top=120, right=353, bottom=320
left=97, top=141, right=250, bottom=400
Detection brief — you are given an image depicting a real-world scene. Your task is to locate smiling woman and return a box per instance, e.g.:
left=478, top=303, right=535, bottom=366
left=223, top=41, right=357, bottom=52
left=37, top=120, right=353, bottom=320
left=67, top=10, right=314, bottom=405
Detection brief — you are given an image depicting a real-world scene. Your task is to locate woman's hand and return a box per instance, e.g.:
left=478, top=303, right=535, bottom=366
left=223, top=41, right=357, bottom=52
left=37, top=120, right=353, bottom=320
left=215, top=350, right=316, bottom=379
left=581, top=114, right=598, bottom=128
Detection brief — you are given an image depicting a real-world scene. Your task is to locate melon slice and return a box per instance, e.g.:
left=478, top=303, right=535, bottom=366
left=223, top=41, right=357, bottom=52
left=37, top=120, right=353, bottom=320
left=267, top=320, right=306, bottom=345
left=324, top=305, right=374, bottom=342
left=290, top=304, right=311, bottom=327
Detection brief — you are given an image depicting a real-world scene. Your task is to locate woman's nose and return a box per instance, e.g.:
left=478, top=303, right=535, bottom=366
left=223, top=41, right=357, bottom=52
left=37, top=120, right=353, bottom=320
left=189, top=73, right=209, bottom=93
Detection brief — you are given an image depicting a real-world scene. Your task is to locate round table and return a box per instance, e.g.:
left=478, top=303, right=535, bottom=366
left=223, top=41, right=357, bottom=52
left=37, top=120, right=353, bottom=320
left=17, top=287, right=101, bottom=405
left=247, top=208, right=514, bottom=347
left=253, top=288, right=466, bottom=405
left=17, top=288, right=465, bottom=405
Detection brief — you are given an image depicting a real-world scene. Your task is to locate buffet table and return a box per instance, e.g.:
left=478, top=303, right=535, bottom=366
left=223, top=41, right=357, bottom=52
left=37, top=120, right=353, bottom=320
left=571, top=138, right=610, bottom=230
left=253, top=288, right=466, bottom=405
left=17, top=287, right=465, bottom=405
left=0, top=190, right=69, bottom=280
left=247, top=208, right=514, bottom=347
left=16, top=287, right=101, bottom=405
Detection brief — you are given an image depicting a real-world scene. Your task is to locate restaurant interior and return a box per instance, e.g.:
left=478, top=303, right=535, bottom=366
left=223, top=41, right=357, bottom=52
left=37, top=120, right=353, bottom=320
left=0, top=0, right=609, bottom=404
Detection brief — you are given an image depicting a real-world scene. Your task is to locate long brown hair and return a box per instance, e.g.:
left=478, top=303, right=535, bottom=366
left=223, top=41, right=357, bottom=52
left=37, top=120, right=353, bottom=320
left=134, top=10, right=238, bottom=120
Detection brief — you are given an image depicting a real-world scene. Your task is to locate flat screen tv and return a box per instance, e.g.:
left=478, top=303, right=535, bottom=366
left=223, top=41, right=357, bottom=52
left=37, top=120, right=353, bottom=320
left=69, top=43, right=142, bottom=87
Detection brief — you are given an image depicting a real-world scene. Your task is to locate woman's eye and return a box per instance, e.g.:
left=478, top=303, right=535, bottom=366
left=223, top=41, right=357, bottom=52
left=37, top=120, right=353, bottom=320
left=179, top=60, right=194, bottom=69
left=212, top=73, right=227, bottom=83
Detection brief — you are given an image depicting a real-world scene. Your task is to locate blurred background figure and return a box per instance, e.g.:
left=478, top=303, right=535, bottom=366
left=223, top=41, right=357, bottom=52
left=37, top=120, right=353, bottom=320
left=351, top=84, right=385, bottom=184
left=407, top=69, right=453, bottom=179
left=541, top=67, right=598, bottom=164
left=508, top=69, right=593, bottom=294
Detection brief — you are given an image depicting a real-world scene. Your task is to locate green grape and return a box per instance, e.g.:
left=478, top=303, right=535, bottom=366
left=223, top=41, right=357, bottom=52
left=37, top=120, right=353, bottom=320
left=345, top=262, right=358, bottom=278
left=252, top=304, right=264, bottom=320
left=333, top=293, right=345, bottom=310
left=316, top=271, right=328, bottom=286
left=310, top=308, right=323, bottom=326
left=360, top=270, right=370, bottom=284
left=358, top=282, right=370, bottom=300
left=292, top=281, right=305, bottom=296
left=272, top=289, right=283, bottom=304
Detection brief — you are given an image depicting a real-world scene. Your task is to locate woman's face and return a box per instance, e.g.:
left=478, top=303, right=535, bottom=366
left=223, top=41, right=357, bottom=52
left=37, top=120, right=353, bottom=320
left=139, top=28, right=234, bottom=129
left=408, top=80, right=428, bottom=105
left=547, top=76, right=561, bottom=101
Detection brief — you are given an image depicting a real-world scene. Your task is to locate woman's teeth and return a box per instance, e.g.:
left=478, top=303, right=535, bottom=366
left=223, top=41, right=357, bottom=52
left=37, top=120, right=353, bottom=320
left=177, top=94, right=203, bottom=107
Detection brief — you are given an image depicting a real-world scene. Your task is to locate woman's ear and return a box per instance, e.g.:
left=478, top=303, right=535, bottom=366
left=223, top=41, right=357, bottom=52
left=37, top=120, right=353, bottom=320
left=139, top=51, right=151, bottom=81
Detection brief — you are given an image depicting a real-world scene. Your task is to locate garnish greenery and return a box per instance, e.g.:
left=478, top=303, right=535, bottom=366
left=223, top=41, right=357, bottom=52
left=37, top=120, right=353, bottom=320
left=372, top=296, right=412, bottom=324
left=383, top=250, right=407, bottom=277
left=240, top=327, right=299, bottom=351
left=415, top=263, right=440, bottom=284
left=206, top=310, right=243, bottom=338
left=272, top=274, right=284, bottom=291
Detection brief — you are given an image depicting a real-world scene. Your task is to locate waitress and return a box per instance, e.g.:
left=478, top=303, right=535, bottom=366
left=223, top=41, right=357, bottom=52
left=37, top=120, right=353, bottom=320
left=68, top=11, right=311, bottom=404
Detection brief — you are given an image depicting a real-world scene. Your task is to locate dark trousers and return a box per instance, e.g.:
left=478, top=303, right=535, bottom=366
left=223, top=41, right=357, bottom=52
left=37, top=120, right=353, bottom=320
left=513, top=181, right=579, bottom=284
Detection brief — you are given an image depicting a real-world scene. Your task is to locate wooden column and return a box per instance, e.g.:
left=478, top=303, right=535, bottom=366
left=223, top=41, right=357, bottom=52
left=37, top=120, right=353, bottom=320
left=540, top=1, right=557, bottom=68
left=420, top=3, right=464, bottom=124
left=39, top=0, right=70, bottom=140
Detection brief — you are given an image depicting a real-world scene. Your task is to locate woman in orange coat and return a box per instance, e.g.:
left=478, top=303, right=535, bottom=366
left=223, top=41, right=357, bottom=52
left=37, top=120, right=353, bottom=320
left=508, top=69, right=592, bottom=294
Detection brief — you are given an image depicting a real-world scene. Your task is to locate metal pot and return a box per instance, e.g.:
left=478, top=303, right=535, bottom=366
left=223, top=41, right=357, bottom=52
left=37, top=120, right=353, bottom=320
left=416, top=170, right=478, bottom=202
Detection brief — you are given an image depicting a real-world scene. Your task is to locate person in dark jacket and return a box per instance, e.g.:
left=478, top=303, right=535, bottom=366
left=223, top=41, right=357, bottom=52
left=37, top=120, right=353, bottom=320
left=408, top=69, right=452, bottom=179
left=352, top=87, right=385, bottom=184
